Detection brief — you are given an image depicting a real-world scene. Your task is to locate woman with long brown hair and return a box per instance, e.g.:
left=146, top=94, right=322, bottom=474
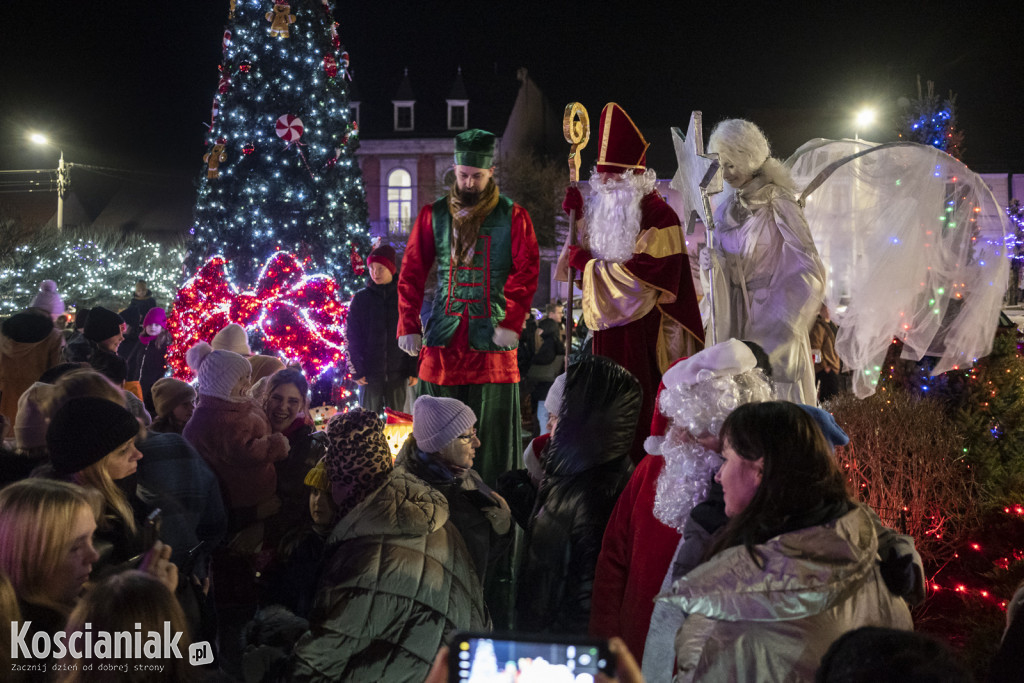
left=660, top=401, right=913, bottom=682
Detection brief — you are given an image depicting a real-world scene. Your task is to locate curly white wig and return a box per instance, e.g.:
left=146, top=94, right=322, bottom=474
left=652, top=368, right=774, bottom=532
left=708, top=118, right=796, bottom=192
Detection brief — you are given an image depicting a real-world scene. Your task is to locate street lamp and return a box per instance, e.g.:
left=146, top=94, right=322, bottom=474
left=854, top=107, right=876, bottom=141
left=28, top=132, right=70, bottom=230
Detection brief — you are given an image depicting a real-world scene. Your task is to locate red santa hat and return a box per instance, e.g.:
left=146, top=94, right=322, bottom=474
left=595, top=102, right=650, bottom=174
left=643, top=339, right=758, bottom=456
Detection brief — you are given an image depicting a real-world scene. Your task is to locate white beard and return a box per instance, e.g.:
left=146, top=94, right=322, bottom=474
left=584, top=168, right=657, bottom=264
left=651, top=369, right=774, bottom=532
left=653, top=427, right=722, bottom=533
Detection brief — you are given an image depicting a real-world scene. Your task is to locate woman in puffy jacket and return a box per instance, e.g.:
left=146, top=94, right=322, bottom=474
left=659, top=401, right=913, bottom=682
left=291, top=410, right=486, bottom=682
left=516, top=354, right=641, bottom=634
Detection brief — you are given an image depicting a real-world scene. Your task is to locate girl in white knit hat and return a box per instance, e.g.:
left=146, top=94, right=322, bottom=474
left=182, top=342, right=288, bottom=533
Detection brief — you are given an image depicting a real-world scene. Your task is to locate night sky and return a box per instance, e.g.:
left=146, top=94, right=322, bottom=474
left=2, top=0, right=1022, bottom=178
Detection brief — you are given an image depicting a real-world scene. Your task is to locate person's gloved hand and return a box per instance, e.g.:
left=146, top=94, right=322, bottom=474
left=878, top=546, right=917, bottom=600
left=562, top=186, right=584, bottom=217
left=698, top=247, right=712, bottom=271
left=492, top=326, right=518, bottom=347
left=568, top=245, right=593, bottom=271
left=398, top=333, right=422, bottom=357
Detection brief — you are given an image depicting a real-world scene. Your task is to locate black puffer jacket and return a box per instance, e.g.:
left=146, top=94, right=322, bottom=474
left=395, top=437, right=513, bottom=586
left=516, top=354, right=642, bottom=634
left=345, top=277, right=417, bottom=383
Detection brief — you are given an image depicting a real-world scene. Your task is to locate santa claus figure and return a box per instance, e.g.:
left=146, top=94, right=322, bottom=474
left=562, top=102, right=704, bottom=463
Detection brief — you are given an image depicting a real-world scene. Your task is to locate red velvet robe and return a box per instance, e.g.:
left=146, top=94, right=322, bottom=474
left=589, top=454, right=681, bottom=661
left=578, top=192, right=704, bottom=462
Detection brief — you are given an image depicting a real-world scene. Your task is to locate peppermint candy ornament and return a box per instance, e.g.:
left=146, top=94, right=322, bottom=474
left=275, top=114, right=304, bottom=143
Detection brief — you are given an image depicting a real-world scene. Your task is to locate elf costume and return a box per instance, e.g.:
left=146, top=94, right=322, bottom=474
left=397, top=129, right=539, bottom=486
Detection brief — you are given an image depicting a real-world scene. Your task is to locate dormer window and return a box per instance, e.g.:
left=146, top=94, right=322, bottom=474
left=393, top=101, right=414, bottom=131
left=448, top=101, right=468, bottom=130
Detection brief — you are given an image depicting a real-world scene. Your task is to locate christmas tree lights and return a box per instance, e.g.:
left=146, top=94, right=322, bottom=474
left=1005, top=199, right=1023, bottom=262
left=0, top=232, right=185, bottom=316
left=189, top=0, right=371, bottom=295
left=896, top=76, right=964, bottom=159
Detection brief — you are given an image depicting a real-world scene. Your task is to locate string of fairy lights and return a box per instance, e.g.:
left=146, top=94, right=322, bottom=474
left=1005, top=200, right=1024, bottom=264
left=165, top=251, right=351, bottom=387
left=0, top=237, right=186, bottom=317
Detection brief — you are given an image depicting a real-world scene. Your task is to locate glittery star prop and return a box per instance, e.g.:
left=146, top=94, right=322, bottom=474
left=670, top=111, right=723, bottom=234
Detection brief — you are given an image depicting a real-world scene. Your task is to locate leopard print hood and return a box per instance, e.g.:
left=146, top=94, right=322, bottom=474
left=324, top=408, right=395, bottom=519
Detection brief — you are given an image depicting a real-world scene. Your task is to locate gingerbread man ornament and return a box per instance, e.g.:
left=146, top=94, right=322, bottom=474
left=203, top=141, right=228, bottom=179
left=266, top=3, right=296, bottom=38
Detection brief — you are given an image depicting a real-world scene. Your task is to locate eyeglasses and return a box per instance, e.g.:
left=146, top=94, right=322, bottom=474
left=456, top=430, right=477, bottom=442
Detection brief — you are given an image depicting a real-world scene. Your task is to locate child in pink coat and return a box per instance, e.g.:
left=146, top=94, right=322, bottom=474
left=182, top=342, right=289, bottom=528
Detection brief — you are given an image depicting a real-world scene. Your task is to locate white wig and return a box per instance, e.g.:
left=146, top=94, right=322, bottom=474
left=708, top=118, right=796, bottom=191
left=652, top=368, right=774, bottom=532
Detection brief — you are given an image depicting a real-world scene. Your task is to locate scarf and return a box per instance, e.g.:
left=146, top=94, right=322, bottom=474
left=447, top=179, right=500, bottom=265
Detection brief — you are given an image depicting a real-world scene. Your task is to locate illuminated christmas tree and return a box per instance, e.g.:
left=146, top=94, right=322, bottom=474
left=188, top=0, right=371, bottom=287
left=896, top=75, right=965, bottom=159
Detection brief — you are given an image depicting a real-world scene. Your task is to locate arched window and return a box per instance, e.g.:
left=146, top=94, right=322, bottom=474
left=387, top=168, right=412, bottom=235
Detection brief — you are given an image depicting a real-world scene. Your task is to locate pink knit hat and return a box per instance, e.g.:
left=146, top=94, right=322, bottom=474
left=412, top=395, right=476, bottom=453
left=15, top=382, right=54, bottom=451
left=142, top=307, right=167, bottom=328
left=30, top=280, right=65, bottom=320
left=187, top=342, right=251, bottom=400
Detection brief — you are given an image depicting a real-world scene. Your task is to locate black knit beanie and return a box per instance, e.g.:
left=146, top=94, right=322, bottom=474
left=47, top=397, right=140, bottom=476
left=75, top=308, right=91, bottom=331
left=84, top=306, right=123, bottom=342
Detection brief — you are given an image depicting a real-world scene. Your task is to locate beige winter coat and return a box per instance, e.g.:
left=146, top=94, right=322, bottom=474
left=660, top=504, right=913, bottom=682
left=0, top=318, right=63, bottom=427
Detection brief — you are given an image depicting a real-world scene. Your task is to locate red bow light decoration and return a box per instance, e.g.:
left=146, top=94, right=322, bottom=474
left=167, top=253, right=348, bottom=381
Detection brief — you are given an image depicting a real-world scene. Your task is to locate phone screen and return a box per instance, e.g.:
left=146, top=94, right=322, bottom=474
left=449, top=633, right=613, bottom=682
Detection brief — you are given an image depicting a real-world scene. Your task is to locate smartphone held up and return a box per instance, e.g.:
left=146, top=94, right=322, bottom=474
left=448, top=632, right=616, bottom=682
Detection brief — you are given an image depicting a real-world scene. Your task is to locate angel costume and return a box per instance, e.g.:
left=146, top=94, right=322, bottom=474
left=702, top=176, right=825, bottom=403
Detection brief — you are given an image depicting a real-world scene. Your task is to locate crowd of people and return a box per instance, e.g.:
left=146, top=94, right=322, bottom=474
left=0, top=115, right=1015, bottom=683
